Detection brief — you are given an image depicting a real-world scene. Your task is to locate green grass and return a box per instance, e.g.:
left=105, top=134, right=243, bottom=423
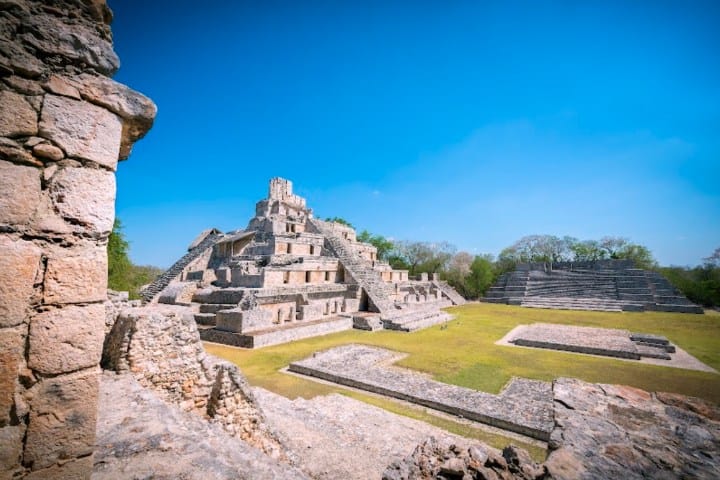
left=205, top=303, right=720, bottom=458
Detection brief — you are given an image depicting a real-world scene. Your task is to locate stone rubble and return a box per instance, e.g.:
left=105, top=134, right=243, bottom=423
left=383, top=436, right=547, bottom=480
left=94, top=372, right=307, bottom=480
left=102, top=304, right=287, bottom=459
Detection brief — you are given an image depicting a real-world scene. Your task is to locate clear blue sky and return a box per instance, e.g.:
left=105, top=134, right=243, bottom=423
left=109, top=0, right=719, bottom=268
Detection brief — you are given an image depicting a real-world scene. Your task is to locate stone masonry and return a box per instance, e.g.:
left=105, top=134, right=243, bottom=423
left=0, top=1, right=155, bottom=478
left=147, top=177, right=464, bottom=348
left=484, top=260, right=704, bottom=313
left=289, top=345, right=554, bottom=440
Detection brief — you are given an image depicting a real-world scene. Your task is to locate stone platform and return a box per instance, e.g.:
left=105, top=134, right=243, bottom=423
left=288, top=345, right=553, bottom=440
left=499, top=323, right=716, bottom=372
left=200, top=316, right=353, bottom=348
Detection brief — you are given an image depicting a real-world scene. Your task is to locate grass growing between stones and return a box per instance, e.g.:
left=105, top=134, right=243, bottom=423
left=205, top=303, right=720, bottom=457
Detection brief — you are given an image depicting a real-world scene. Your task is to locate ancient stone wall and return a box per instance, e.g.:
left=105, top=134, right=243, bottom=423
left=0, top=1, right=155, bottom=477
left=102, top=305, right=287, bottom=460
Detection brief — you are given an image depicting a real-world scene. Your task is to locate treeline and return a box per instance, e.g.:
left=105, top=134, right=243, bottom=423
left=659, top=248, right=720, bottom=308
left=356, top=227, right=719, bottom=307
left=108, top=214, right=719, bottom=308
left=108, top=219, right=163, bottom=299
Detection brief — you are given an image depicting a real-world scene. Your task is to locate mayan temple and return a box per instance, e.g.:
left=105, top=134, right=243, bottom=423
left=142, top=177, right=465, bottom=347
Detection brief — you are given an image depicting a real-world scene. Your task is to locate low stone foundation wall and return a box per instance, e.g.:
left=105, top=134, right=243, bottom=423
left=289, top=345, right=553, bottom=440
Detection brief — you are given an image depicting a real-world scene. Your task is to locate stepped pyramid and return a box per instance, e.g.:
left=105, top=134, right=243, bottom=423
left=143, top=178, right=465, bottom=347
left=484, top=260, right=703, bottom=314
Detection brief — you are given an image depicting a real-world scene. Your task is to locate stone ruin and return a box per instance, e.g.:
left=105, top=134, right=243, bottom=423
left=143, top=177, right=466, bottom=348
left=0, top=0, right=155, bottom=477
left=1, top=2, right=718, bottom=479
left=484, top=259, right=703, bottom=313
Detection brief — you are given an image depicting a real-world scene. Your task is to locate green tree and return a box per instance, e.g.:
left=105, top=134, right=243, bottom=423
left=357, top=229, right=395, bottom=261
left=107, top=218, right=132, bottom=292
left=466, top=255, right=495, bottom=298
left=107, top=218, right=162, bottom=299
left=324, top=217, right=353, bottom=228
left=615, top=243, right=656, bottom=269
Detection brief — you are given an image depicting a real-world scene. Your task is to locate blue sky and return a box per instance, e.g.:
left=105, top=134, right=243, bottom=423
left=109, top=0, right=719, bottom=268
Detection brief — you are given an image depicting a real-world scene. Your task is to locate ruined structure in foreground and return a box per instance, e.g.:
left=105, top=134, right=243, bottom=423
left=143, top=178, right=465, bottom=347
left=484, top=260, right=703, bottom=313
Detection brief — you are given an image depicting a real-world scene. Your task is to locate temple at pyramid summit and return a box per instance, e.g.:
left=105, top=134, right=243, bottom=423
left=142, top=177, right=465, bottom=347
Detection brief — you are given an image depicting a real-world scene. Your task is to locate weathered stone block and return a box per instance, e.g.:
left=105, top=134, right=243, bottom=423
left=25, top=368, right=99, bottom=471
left=49, top=167, right=115, bottom=233
left=0, top=89, right=37, bottom=137
left=32, top=143, right=64, bottom=161
left=39, top=95, right=122, bottom=169
left=24, top=455, right=94, bottom=480
left=0, top=236, right=41, bottom=328
left=0, top=160, right=41, bottom=225
left=21, top=12, right=119, bottom=75
left=29, top=304, right=105, bottom=375
left=44, top=244, right=107, bottom=304
left=0, top=425, right=24, bottom=476
left=72, top=73, right=157, bottom=160
left=0, top=326, right=25, bottom=425
left=43, top=75, right=81, bottom=100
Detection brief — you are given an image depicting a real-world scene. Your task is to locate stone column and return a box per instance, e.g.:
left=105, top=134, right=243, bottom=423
left=0, top=1, right=155, bottom=478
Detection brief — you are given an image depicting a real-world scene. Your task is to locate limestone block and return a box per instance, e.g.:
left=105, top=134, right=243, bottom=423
left=49, top=166, right=115, bottom=233
left=39, top=95, right=122, bottom=169
left=28, top=304, right=105, bottom=375
left=43, top=75, right=81, bottom=99
left=24, top=455, right=94, bottom=480
left=0, top=139, right=41, bottom=166
left=0, top=236, right=41, bottom=328
left=20, top=13, right=119, bottom=75
left=44, top=244, right=107, bottom=304
left=0, top=160, right=41, bottom=225
left=32, top=143, right=64, bottom=161
left=0, top=89, right=37, bottom=137
left=0, top=425, right=24, bottom=476
left=25, top=368, right=99, bottom=471
left=217, top=308, right=273, bottom=333
left=30, top=193, right=72, bottom=235
left=3, top=75, right=44, bottom=95
left=0, top=326, right=25, bottom=425
left=72, top=73, right=157, bottom=160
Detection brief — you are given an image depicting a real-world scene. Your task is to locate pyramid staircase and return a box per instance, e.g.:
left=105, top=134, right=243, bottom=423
left=309, top=218, right=397, bottom=313
left=483, top=262, right=703, bottom=313
left=309, top=218, right=453, bottom=331
left=433, top=280, right=466, bottom=306
left=141, top=231, right=222, bottom=303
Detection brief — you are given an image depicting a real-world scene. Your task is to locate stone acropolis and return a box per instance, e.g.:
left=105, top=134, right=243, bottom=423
left=142, top=177, right=465, bottom=347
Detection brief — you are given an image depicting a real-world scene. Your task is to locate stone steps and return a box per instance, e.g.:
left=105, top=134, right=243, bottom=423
left=199, top=303, right=237, bottom=314
left=382, top=309, right=453, bottom=332
left=193, top=313, right=217, bottom=326
left=309, top=218, right=396, bottom=314
left=200, top=316, right=353, bottom=349
left=141, top=232, right=221, bottom=303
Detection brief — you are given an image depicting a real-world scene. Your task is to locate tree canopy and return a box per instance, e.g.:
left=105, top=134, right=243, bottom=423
left=107, top=218, right=162, bottom=299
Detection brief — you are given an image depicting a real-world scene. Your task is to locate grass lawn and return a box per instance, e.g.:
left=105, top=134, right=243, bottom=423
left=205, top=303, right=720, bottom=458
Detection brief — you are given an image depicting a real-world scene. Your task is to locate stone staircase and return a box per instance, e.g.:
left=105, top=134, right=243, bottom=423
left=432, top=280, right=466, bottom=305
left=483, top=262, right=703, bottom=314
left=309, top=218, right=397, bottom=314
left=141, top=232, right=222, bottom=303
left=380, top=307, right=454, bottom=332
